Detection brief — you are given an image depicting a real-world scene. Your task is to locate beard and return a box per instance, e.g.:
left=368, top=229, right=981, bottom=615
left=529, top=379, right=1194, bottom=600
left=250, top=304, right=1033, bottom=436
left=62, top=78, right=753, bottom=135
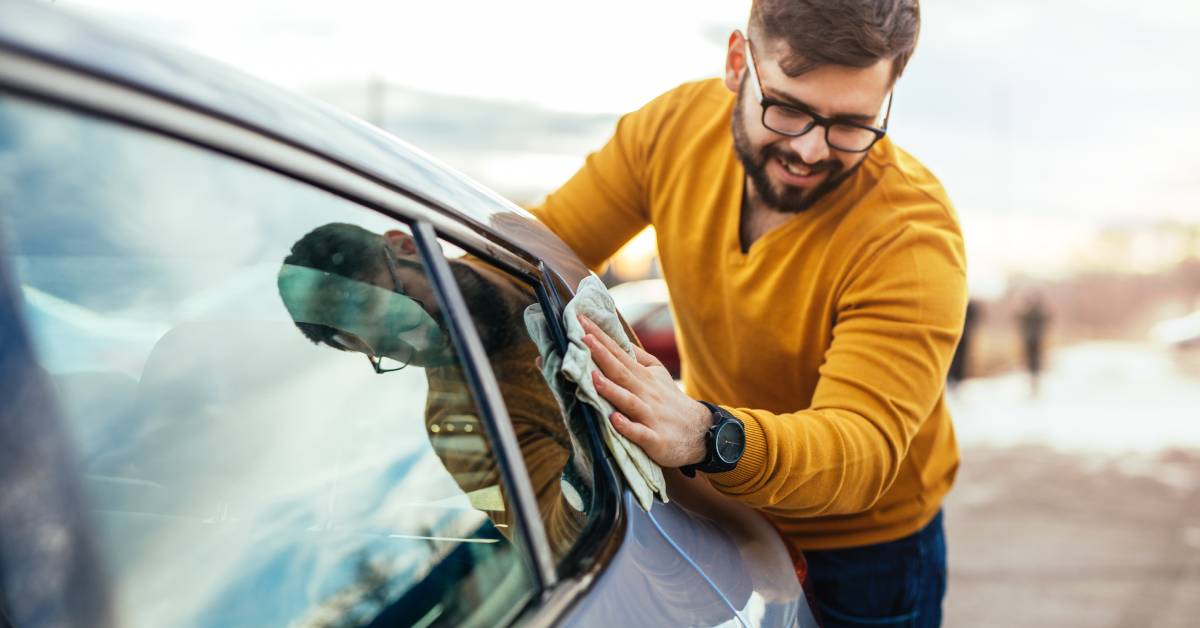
left=731, top=84, right=858, bottom=214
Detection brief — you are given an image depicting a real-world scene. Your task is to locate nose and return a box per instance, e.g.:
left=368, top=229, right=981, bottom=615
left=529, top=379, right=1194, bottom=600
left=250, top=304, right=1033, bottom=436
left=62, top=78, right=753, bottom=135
left=788, top=126, right=831, bottom=165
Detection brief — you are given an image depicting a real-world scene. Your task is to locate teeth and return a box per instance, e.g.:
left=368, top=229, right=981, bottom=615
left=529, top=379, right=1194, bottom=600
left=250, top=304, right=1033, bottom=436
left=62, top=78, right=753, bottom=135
left=781, top=159, right=812, bottom=176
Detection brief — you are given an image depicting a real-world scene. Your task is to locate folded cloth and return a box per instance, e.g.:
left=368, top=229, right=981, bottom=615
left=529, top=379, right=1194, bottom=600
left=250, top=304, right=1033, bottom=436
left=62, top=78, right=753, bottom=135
left=524, top=275, right=667, bottom=511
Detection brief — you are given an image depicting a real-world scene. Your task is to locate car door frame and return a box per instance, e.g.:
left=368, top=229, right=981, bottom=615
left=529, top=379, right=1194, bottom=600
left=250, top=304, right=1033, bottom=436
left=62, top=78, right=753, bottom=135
left=0, top=45, right=624, bottom=624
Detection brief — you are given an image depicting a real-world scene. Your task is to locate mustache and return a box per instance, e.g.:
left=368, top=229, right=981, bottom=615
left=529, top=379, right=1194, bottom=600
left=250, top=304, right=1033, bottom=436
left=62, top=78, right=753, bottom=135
left=761, top=144, right=841, bottom=175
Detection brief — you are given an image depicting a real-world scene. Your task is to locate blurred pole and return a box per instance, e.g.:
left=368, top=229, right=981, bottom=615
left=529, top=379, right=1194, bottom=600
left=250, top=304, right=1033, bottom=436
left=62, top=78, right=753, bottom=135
left=1189, top=225, right=1200, bottom=309
left=993, top=78, right=1011, bottom=219
left=367, top=75, right=386, bottom=129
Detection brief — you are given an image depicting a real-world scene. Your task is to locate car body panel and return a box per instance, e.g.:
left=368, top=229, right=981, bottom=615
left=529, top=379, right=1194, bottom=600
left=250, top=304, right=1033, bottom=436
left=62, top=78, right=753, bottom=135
left=0, top=4, right=812, bottom=626
left=0, top=250, right=114, bottom=628
left=562, top=492, right=814, bottom=627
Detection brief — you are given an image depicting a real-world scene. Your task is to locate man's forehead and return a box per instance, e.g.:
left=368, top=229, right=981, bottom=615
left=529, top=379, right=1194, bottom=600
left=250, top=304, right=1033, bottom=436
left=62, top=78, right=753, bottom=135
left=754, top=38, right=893, bottom=117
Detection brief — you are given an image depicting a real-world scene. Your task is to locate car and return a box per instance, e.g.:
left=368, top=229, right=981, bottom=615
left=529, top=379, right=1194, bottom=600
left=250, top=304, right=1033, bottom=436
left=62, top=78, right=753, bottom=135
left=608, top=279, right=682, bottom=379
left=0, top=3, right=818, bottom=627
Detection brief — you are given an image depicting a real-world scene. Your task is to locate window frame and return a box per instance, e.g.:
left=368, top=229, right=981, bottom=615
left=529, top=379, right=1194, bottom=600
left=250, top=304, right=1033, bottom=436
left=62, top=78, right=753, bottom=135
left=416, top=228, right=626, bottom=580
left=416, top=227, right=630, bottom=625
left=0, top=47, right=622, bottom=623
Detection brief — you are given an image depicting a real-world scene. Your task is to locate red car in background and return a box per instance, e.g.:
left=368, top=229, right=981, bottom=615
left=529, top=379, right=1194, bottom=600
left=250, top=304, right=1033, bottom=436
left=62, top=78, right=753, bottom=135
left=610, top=279, right=681, bottom=379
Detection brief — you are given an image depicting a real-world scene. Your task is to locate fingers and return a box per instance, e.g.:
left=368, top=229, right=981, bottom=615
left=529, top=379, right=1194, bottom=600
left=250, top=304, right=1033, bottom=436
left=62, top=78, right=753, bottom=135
left=592, top=370, right=653, bottom=422
left=585, top=333, right=636, bottom=388
left=609, top=411, right=657, bottom=450
left=632, top=344, right=661, bottom=367
left=579, top=315, right=637, bottom=370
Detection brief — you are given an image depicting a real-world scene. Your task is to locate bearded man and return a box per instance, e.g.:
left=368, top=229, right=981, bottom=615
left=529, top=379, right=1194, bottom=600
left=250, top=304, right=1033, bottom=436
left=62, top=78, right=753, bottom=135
left=530, top=1, right=964, bottom=625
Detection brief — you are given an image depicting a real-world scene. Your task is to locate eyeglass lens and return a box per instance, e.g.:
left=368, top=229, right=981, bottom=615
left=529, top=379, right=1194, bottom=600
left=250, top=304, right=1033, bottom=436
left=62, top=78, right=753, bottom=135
left=762, top=107, right=879, bottom=152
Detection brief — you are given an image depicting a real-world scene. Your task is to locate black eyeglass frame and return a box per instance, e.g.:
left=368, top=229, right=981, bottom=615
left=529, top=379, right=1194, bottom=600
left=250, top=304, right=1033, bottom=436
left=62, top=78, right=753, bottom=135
left=364, top=245, right=426, bottom=373
left=743, top=35, right=893, bottom=154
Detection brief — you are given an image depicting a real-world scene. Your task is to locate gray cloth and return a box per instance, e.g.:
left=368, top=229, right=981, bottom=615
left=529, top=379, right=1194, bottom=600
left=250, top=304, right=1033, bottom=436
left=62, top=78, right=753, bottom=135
left=524, top=275, right=667, bottom=511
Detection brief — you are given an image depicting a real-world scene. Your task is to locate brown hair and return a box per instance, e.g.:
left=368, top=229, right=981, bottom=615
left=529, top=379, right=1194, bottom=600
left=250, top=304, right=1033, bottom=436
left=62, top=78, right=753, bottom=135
left=749, top=0, right=920, bottom=83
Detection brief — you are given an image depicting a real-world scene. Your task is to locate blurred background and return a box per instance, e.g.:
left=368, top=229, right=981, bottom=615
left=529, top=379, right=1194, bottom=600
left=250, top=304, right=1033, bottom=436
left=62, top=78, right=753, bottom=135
left=56, top=0, right=1200, bottom=625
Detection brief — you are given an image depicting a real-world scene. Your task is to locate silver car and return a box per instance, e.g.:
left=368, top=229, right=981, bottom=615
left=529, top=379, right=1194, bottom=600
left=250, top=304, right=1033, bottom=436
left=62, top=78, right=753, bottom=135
left=0, top=3, right=817, bottom=626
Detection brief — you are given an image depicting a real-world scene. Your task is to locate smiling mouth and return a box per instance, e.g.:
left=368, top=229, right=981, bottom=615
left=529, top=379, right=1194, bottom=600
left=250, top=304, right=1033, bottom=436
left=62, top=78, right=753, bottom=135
left=778, top=157, right=815, bottom=177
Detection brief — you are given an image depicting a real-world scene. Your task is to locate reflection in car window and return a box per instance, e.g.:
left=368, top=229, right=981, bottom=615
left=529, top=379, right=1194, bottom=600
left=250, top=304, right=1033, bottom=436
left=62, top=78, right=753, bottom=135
left=438, top=246, right=596, bottom=563
left=0, top=96, right=535, bottom=627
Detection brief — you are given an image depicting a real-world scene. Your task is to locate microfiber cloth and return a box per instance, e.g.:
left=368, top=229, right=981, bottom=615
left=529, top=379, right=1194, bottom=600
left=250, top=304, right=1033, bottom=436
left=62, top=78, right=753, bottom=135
left=524, top=275, right=667, bottom=511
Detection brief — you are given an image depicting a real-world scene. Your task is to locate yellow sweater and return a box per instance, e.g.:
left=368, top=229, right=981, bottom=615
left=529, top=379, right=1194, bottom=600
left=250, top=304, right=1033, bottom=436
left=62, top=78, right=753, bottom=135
left=531, top=79, right=966, bottom=550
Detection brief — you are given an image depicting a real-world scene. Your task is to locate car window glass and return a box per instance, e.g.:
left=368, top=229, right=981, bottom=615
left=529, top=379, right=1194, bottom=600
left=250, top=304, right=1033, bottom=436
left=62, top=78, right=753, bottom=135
left=0, top=95, right=537, bottom=628
left=437, top=246, right=596, bottom=564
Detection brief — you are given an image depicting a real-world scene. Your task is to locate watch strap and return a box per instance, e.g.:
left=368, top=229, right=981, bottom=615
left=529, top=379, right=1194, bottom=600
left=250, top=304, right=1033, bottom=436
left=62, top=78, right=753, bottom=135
left=680, top=401, right=744, bottom=477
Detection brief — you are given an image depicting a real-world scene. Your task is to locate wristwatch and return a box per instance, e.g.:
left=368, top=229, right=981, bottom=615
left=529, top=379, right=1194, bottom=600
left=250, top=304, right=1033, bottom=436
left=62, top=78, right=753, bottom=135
left=680, top=401, right=746, bottom=478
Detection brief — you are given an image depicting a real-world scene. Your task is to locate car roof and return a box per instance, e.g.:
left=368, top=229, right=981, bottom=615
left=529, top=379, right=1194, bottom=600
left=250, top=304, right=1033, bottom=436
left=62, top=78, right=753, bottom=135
left=0, top=1, right=532, bottom=232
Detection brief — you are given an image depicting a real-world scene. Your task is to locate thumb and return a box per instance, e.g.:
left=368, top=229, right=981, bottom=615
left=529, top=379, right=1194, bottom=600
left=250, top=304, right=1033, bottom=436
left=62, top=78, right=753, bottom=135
left=632, top=344, right=661, bottom=367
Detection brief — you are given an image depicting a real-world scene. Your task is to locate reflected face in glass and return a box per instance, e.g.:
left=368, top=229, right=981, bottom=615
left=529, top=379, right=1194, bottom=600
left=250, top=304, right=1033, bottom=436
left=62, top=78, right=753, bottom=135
left=728, top=33, right=892, bottom=213
left=275, top=225, right=453, bottom=369
left=380, top=240, right=524, bottom=358
left=381, top=250, right=439, bottom=321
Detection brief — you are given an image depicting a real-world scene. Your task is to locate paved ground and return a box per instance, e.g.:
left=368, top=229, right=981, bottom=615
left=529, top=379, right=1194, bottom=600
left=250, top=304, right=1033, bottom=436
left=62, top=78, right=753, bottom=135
left=944, top=446, right=1200, bottom=627
left=942, top=342, right=1200, bottom=627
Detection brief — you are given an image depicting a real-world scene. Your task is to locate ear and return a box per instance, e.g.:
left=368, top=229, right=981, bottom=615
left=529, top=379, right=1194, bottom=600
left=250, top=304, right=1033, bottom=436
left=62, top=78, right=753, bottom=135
left=724, top=30, right=747, bottom=93
left=383, top=229, right=418, bottom=255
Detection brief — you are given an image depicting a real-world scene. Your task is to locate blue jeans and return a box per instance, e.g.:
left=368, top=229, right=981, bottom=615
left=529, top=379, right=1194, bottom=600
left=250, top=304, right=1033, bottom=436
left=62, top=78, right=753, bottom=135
left=804, top=511, right=947, bottom=627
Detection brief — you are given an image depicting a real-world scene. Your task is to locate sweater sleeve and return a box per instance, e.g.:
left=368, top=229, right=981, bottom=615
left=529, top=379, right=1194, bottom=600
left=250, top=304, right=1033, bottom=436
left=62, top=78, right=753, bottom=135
left=708, top=219, right=968, bottom=516
left=527, top=90, right=680, bottom=271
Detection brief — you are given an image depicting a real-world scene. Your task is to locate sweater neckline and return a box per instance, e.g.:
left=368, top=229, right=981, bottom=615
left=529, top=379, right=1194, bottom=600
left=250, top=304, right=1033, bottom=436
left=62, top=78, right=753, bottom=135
left=727, top=156, right=860, bottom=263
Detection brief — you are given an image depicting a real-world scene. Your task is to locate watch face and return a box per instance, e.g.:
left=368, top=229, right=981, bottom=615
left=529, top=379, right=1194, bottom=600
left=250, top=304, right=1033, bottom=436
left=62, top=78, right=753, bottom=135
left=714, top=420, right=745, bottom=464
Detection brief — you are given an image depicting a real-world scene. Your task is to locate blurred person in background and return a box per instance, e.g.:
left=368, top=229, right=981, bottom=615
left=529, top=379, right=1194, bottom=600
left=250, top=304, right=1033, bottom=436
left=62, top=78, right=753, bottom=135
left=530, top=0, right=966, bottom=626
left=948, top=299, right=980, bottom=391
left=1017, top=292, right=1050, bottom=398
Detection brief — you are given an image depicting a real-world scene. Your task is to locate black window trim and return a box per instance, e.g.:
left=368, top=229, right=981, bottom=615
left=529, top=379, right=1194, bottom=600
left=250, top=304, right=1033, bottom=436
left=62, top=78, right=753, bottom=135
left=410, top=221, right=557, bottom=591
left=415, top=228, right=626, bottom=581
left=531, top=262, right=625, bottom=577
left=417, top=237, right=628, bottom=624
left=413, top=233, right=630, bottom=624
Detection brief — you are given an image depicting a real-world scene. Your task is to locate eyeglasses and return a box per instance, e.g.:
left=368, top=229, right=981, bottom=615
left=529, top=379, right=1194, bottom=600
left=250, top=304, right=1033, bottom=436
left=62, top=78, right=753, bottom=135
left=330, top=246, right=426, bottom=374
left=360, top=245, right=434, bottom=373
left=743, top=37, right=892, bottom=153
left=328, top=331, right=411, bottom=374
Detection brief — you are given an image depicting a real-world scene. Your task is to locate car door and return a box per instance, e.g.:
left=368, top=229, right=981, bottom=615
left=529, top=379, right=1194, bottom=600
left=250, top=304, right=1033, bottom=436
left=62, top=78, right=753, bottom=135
left=0, top=85, right=579, bottom=627
left=422, top=230, right=818, bottom=627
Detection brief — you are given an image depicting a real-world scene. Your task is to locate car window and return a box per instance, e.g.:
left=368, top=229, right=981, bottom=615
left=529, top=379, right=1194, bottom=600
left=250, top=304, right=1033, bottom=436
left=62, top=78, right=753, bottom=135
left=0, top=95, right=538, bottom=627
left=436, top=247, right=597, bottom=565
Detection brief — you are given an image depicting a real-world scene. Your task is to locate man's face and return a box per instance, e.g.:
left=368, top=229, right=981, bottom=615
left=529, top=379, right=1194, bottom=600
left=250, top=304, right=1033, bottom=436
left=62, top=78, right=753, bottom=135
left=726, top=33, right=893, bottom=213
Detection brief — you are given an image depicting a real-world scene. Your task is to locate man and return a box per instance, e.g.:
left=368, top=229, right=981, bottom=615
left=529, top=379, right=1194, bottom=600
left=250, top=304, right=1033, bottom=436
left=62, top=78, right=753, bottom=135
left=1017, top=291, right=1050, bottom=398
left=529, top=1, right=965, bottom=625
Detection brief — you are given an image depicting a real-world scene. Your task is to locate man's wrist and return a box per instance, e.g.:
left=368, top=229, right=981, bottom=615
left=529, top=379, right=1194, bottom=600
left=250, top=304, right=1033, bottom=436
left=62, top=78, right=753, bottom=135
left=681, top=402, right=746, bottom=478
left=686, top=400, right=713, bottom=465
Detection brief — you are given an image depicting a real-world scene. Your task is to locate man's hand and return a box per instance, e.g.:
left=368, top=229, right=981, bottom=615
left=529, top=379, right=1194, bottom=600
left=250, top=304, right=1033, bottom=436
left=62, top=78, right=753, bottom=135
left=579, top=315, right=712, bottom=468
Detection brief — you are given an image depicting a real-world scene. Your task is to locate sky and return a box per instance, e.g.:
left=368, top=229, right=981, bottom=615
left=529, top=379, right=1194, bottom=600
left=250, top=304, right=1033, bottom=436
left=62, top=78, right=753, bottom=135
left=58, top=0, right=1200, bottom=296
